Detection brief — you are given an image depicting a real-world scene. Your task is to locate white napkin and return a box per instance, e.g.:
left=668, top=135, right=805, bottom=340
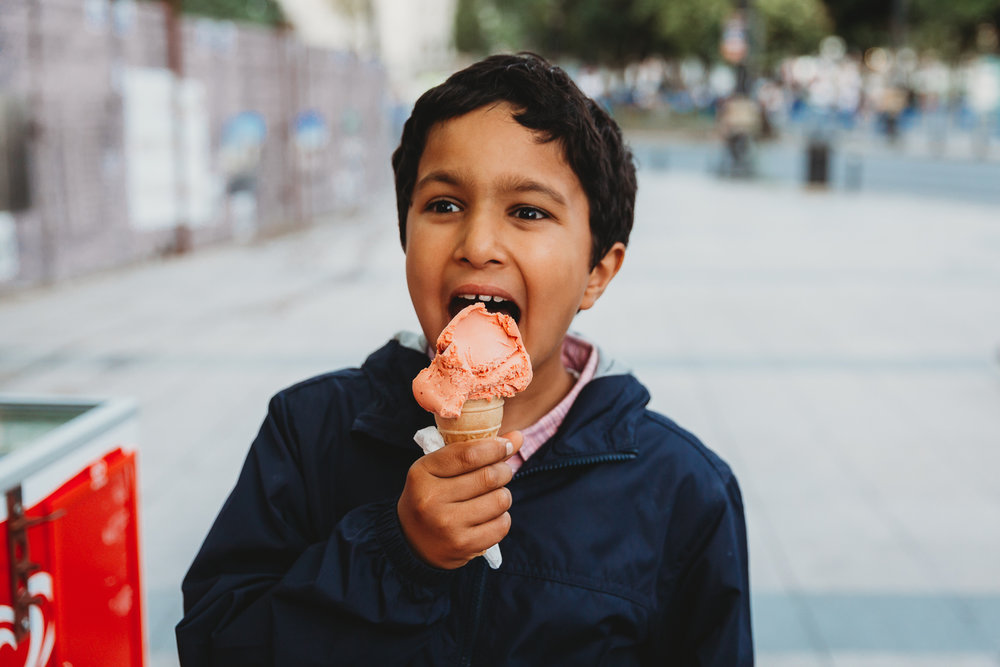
left=413, top=426, right=503, bottom=569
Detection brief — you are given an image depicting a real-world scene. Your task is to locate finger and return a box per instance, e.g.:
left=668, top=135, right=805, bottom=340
left=432, top=461, right=514, bottom=504
left=458, top=511, right=512, bottom=556
left=422, top=436, right=516, bottom=478
left=498, top=431, right=523, bottom=462
left=457, top=487, right=513, bottom=527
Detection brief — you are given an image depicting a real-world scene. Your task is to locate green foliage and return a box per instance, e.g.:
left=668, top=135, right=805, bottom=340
left=824, top=0, right=1000, bottom=56
left=822, top=0, right=892, bottom=52
left=907, top=0, right=1000, bottom=57
left=180, top=0, right=286, bottom=26
left=452, top=0, right=999, bottom=65
left=756, top=0, right=832, bottom=58
left=453, top=0, right=729, bottom=64
left=453, top=0, right=654, bottom=64
left=454, top=0, right=489, bottom=53
left=638, top=0, right=731, bottom=61
left=538, top=0, right=657, bottom=64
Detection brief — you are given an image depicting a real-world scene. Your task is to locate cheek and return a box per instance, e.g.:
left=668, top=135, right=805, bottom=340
left=527, top=243, right=590, bottom=301
left=404, top=223, right=432, bottom=274
left=404, top=231, right=429, bottom=294
left=404, top=224, right=451, bottom=306
left=406, top=218, right=449, bottom=256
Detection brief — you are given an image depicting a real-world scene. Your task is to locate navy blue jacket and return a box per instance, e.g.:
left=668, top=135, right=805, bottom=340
left=177, top=338, right=753, bottom=665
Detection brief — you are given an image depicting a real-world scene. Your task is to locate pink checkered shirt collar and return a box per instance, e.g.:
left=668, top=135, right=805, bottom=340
left=508, top=334, right=598, bottom=473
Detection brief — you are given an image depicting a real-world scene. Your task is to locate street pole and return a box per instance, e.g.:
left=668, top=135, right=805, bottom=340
left=735, top=0, right=750, bottom=96
left=891, top=0, right=909, bottom=51
left=883, top=0, right=909, bottom=143
left=164, top=0, right=191, bottom=253
left=27, top=0, right=55, bottom=282
left=721, top=0, right=755, bottom=177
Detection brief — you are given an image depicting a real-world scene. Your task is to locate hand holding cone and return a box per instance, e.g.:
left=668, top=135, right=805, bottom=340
left=406, top=303, right=531, bottom=570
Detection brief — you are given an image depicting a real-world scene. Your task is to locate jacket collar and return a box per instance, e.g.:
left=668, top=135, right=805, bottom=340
left=351, top=337, right=649, bottom=461
left=350, top=339, right=435, bottom=447
left=541, top=373, right=648, bottom=460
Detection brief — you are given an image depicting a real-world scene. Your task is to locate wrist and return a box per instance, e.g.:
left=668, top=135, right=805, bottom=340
left=375, top=501, right=454, bottom=589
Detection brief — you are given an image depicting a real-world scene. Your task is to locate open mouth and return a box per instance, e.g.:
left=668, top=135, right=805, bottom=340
left=448, top=293, right=522, bottom=324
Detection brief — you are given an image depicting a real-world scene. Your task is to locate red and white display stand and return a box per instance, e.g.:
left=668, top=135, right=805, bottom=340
left=0, top=397, right=144, bottom=667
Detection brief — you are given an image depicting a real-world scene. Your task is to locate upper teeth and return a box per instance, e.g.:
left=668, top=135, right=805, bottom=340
left=459, top=294, right=506, bottom=303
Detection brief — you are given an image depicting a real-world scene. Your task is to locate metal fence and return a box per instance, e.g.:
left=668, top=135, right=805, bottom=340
left=0, top=0, right=394, bottom=289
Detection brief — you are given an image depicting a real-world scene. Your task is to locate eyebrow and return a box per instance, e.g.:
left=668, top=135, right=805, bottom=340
left=498, top=175, right=567, bottom=207
left=414, top=170, right=462, bottom=192
left=414, top=170, right=568, bottom=207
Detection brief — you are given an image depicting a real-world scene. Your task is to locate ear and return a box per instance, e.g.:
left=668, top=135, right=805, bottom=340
left=579, top=242, right=626, bottom=312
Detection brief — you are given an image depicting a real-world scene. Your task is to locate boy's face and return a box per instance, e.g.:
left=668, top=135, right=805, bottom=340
left=404, top=103, right=621, bottom=389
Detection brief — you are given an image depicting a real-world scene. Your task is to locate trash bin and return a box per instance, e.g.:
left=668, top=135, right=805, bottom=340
left=805, top=137, right=831, bottom=186
left=0, top=396, right=143, bottom=666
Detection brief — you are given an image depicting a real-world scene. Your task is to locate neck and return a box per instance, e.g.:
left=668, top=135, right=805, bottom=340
left=499, top=351, right=575, bottom=434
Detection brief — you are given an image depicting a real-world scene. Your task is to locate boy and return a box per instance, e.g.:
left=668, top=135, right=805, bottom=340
left=177, top=53, right=752, bottom=665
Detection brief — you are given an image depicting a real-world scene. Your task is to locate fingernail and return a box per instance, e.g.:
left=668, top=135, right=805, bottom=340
left=503, top=439, right=513, bottom=456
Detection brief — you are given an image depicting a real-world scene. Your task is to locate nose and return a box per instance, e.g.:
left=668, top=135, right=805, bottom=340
left=454, top=209, right=505, bottom=268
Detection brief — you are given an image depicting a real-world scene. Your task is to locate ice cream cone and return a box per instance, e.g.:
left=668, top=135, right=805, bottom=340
left=434, top=397, right=504, bottom=445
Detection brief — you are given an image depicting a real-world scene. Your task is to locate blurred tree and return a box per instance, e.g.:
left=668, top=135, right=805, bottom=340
left=824, top=0, right=1000, bottom=57
left=486, top=0, right=663, bottom=65
left=453, top=0, right=725, bottom=63
left=179, top=0, right=286, bottom=26
left=454, top=0, right=834, bottom=66
left=453, top=0, right=997, bottom=65
left=454, top=0, right=490, bottom=53
left=755, top=0, right=832, bottom=63
left=822, top=0, right=893, bottom=52
left=908, top=0, right=1000, bottom=57
left=636, top=0, right=731, bottom=61
left=537, top=0, right=657, bottom=64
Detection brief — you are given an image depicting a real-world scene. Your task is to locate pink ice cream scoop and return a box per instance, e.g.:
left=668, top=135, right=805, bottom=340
left=413, top=303, right=532, bottom=419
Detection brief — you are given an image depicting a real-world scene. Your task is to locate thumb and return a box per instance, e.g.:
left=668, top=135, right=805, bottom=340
left=499, top=430, right=523, bottom=461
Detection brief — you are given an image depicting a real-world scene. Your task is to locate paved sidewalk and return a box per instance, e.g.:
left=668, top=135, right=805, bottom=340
left=2, top=170, right=999, bottom=665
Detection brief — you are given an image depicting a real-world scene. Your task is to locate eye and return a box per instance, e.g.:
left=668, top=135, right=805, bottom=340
left=426, top=199, right=461, bottom=214
left=512, top=206, right=549, bottom=221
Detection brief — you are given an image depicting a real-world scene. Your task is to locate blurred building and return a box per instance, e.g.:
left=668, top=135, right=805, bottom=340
left=0, top=0, right=395, bottom=290
left=278, top=0, right=458, bottom=101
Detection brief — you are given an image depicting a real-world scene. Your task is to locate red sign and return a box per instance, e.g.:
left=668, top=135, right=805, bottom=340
left=0, top=449, right=144, bottom=666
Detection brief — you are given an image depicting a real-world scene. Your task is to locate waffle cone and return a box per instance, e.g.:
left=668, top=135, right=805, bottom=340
left=434, top=397, right=505, bottom=445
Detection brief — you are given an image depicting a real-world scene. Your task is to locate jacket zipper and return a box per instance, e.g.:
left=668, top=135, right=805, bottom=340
left=512, top=452, right=637, bottom=481
left=456, top=452, right=637, bottom=665
left=458, top=560, right=488, bottom=667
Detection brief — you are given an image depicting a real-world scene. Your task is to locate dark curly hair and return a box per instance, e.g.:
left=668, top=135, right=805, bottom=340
left=391, top=53, right=637, bottom=269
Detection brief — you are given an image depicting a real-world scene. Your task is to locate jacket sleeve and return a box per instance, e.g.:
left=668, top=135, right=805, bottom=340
left=657, top=472, right=754, bottom=666
left=175, top=393, right=454, bottom=666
